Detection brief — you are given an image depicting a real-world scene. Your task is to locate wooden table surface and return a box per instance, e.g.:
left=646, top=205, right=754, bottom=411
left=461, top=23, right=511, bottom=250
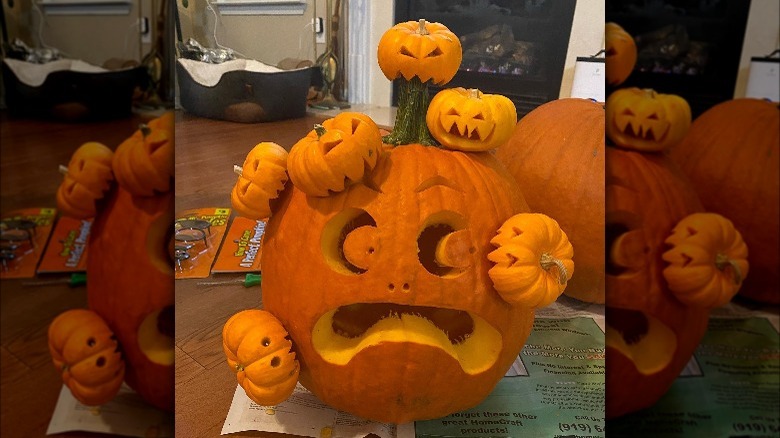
left=174, top=110, right=340, bottom=438
left=0, top=110, right=159, bottom=438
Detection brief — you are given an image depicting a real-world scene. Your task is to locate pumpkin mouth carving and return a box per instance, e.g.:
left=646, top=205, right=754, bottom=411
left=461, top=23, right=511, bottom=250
left=613, top=113, right=669, bottom=143
left=441, top=110, right=495, bottom=142
left=311, top=303, right=502, bottom=374
left=605, top=307, right=676, bottom=375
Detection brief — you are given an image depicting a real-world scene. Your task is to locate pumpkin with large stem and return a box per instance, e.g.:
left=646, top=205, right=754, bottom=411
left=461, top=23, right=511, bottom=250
left=378, top=19, right=462, bottom=146
left=225, top=20, right=574, bottom=423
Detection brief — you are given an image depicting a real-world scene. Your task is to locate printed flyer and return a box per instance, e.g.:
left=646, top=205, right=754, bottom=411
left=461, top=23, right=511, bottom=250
left=608, top=316, right=780, bottom=438
left=212, top=216, right=265, bottom=273
left=37, top=216, right=92, bottom=273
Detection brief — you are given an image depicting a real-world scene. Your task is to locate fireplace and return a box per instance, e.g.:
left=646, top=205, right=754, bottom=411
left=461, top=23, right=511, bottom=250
left=606, top=0, right=751, bottom=118
left=393, top=0, right=577, bottom=118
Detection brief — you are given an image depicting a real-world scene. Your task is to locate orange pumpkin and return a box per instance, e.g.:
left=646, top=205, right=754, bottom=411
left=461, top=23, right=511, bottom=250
left=261, top=145, right=546, bottom=423
left=606, top=88, right=691, bottom=152
left=56, top=142, right=115, bottom=219
left=605, top=22, right=637, bottom=87
left=671, top=99, right=779, bottom=304
left=496, top=98, right=605, bottom=303
left=230, top=142, right=289, bottom=220
left=605, top=146, right=746, bottom=418
left=48, top=309, right=125, bottom=406
left=113, top=112, right=174, bottom=196
left=222, top=309, right=300, bottom=406
left=377, top=19, right=462, bottom=85
left=426, top=88, right=517, bottom=152
left=287, top=112, right=382, bottom=196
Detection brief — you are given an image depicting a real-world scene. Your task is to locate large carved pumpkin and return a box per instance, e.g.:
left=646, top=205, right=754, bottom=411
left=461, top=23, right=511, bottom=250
left=605, top=143, right=747, bottom=419
left=51, top=115, right=175, bottom=411
left=262, top=145, right=541, bottom=423
left=496, top=98, right=605, bottom=303
left=671, top=98, right=779, bottom=304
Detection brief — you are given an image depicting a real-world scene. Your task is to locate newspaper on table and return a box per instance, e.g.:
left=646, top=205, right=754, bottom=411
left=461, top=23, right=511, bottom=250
left=47, top=383, right=174, bottom=436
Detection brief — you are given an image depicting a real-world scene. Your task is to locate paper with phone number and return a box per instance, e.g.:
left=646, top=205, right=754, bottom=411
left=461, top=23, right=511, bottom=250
left=607, top=315, right=780, bottom=438
left=414, top=316, right=606, bottom=438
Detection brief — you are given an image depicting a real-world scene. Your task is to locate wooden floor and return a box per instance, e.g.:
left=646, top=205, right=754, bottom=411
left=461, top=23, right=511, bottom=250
left=0, top=110, right=156, bottom=437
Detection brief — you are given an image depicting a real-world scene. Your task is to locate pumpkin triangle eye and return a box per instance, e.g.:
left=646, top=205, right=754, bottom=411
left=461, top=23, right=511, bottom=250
left=447, top=108, right=460, bottom=116
left=622, top=108, right=634, bottom=116
left=647, top=113, right=659, bottom=120
left=400, top=46, right=415, bottom=58
left=351, top=119, right=361, bottom=134
left=426, top=47, right=443, bottom=58
left=321, top=139, right=343, bottom=155
left=473, top=113, right=484, bottom=120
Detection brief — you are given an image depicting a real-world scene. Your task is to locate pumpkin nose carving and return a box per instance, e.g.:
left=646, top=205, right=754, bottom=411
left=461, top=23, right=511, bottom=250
left=387, top=281, right=412, bottom=293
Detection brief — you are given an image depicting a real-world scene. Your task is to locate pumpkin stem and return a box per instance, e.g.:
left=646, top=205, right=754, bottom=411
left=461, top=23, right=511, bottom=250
left=314, top=124, right=327, bottom=138
left=59, top=165, right=69, bottom=175
left=417, top=19, right=429, bottom=36
left=540, top=252, right=568, bottom=285
left=233, top=165, right=243, bottom=176
left=715, top=253, right=743, bottom=285
left=236, top=363, right=244, bottom=372
left=139, top=123, right=152, bottom=138
left=468, top=88, right=481, bottom=99
left=383, top=76, right=437, bottom=146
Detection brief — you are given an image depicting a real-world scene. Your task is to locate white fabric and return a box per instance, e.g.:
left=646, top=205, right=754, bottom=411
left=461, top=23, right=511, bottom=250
left=177, top=58, right=303, bottom=87
left=3, top=58, right=108, bottom=87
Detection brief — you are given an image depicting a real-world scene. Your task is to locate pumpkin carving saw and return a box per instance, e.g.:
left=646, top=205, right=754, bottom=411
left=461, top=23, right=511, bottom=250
left=224, top=20, right=576, bottom=424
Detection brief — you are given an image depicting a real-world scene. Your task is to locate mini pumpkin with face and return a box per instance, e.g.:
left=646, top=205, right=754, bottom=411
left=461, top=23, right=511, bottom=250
left=606, top=88, right=691, bottom=152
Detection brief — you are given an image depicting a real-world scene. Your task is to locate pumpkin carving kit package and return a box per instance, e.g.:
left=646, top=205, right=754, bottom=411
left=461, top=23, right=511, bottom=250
left=0, top=207, right=57, bottom=279
left=218, top=18, right=595, bottom=429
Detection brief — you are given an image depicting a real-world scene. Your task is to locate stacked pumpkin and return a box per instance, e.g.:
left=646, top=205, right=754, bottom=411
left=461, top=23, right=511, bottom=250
left=49, top=113, right=175, bottom=411
left=223, top=19, right=575, bottom=423
left=603, top=88, right=749, bottom=418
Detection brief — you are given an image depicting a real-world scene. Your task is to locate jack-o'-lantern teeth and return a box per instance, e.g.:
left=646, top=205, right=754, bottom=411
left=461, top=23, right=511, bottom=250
left=615, top=115, right=668, bottom=143
left=442, top=115, right=493, bottom=141
left=331, top=303, right=475, bottom=345
left=605, top=307, right=677, bottom=375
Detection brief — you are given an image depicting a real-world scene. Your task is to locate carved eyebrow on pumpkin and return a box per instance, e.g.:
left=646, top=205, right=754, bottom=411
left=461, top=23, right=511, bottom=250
left=416, top=175, right=463, bottom=193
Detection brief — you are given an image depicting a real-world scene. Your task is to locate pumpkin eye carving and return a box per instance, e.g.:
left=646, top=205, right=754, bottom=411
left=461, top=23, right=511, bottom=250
left=606, top=212, right=648, bottom=276
left=417, top=212, right=473, bottom=277
left=322, top=208, right=378, bottom=275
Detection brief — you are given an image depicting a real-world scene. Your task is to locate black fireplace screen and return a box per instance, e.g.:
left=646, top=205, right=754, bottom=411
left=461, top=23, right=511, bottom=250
left=394, top=0, right=577, bottom=118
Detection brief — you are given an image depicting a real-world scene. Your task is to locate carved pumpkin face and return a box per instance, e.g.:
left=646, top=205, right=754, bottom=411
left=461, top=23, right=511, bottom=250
left=426, top=88, right=517, bottom=151
left=605, top=22, right=637, bottom=86
left=56, top=142, right=115, bottom=219
left=377, top=19, right=462, bottom=85
left=605, top=148, right=747, bottom=418
left=261, top=145, right=533, bottom=423
left=113, top=112, right=174, bottom=196
left=606, top=88, right=691, bottom=152
left=230, top=142, right=289, bottom=220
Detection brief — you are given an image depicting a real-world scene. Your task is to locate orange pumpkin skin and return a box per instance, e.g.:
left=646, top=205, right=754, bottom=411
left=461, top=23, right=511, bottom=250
left=671, top=99, right=779, bottom=304
left=605, top=147, right=709, bottom=418
left=261, top=145, right=534, bottom=423
left=496, top=98, right=605, bottom=303
left=87, top=185, right=174, bottom=411
left=377, top=19, right=462, bottom=85
left=605, top=22, right=637, bottom=87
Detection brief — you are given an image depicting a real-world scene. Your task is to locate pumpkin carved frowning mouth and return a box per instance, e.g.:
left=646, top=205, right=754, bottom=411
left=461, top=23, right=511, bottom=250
left=312, top=303, right=502, bottom=374
left=612, top=109, right=670, bottom=144
left=606, top=307, right=676, bottom=375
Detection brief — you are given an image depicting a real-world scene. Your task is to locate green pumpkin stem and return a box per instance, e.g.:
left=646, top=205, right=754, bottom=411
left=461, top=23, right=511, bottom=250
left=383, top=76, right=437, bottom=146
left=313, top=124, right=327, bottom=138
left=540, top=252, right=569, bottom=285
left=716, top=253, right=743, bottom=285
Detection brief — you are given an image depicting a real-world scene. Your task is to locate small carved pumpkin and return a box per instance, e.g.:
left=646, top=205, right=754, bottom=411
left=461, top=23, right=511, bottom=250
left=605, top=146, right=746, bottom=419
left=377, top=19, right=462, bottom=85
left=605, top=22, right=637, bottom=87
left=222, top=309, right=300, bottom=406
left=671, top=98, right=779, bottom=304
left=488, top=213, right=573, bottom=307
left=230, top=142, right=289, bottom=220
left=287, top=112, right=382, bottom=197
left=662, top=213, right=748, bottom=307
left=426, top=88, right=517, bottom=152
left=113, top=112, right=174, bottom=196
left=55, top=142, right=115, bottom=219
left=496, top=98, right=605, bottom=303
left=606, top=88, right=691, bottom=152
left=48, top=309, right=125, bottom=406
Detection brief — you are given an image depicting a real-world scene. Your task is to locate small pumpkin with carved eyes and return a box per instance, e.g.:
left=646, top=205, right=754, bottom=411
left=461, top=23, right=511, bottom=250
left=112, top=111, right=174, bottom=196
left=606, top=88, right=691, bottom=152
left=48, top=309, right=125, bottom=406
left=56, top=142, right=115, bottom=219
left=230, top=142, right=289, bottom=220
left=426, top=88, right=517, bottom=152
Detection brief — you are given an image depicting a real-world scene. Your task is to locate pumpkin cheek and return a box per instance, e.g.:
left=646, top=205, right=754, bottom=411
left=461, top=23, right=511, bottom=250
left=137, top=305, right=175, bottom=366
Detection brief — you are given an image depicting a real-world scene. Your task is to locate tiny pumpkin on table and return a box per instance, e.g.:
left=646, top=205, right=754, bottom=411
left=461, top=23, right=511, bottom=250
left=230, top=141, right=289, bottom=220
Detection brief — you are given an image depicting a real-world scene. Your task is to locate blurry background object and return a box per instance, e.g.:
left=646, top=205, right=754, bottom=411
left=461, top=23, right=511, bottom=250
left=570, top=50, right=606, bottom=102
left=744, top=50, right=779, bottom=102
